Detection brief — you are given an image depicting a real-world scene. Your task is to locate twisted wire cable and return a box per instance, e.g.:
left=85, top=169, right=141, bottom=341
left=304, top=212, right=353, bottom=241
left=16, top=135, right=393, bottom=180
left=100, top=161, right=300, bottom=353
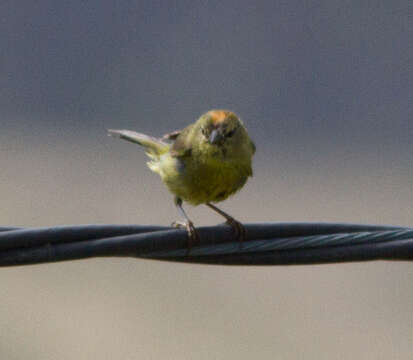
left=0, top=222, right=412, bottom=266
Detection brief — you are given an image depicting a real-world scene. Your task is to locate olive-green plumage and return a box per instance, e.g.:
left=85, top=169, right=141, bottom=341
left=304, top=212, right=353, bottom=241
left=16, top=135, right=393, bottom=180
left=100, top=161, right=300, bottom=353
left=109, top=110, right=255, bottom=206
left=109, top=110, right=254, bottom=242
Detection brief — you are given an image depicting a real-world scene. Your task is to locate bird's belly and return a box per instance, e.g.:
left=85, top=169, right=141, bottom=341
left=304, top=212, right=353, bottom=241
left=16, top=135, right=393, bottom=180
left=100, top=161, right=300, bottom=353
left=159, top=156, right=249, bottom=205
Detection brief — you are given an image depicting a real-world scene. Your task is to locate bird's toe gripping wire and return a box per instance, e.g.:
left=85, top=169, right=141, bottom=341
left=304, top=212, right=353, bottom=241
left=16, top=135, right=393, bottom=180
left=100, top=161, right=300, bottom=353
left=171, top=219, right=200, bottom=252
left=173, top=197, right=200, bottom=253
left=206, top=202, right=246, bottom=247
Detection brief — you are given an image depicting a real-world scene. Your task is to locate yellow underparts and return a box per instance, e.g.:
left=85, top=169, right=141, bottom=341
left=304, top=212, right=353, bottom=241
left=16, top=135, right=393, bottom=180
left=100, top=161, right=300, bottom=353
left=148, top=152, right=251, bottom=205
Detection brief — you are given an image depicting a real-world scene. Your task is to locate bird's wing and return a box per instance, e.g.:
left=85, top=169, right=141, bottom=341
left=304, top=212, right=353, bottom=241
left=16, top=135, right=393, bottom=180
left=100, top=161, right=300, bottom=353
left=161, top=130, right=182, bottom=141
left=250, top=140, right=256, bottom=154
left=108, top=129, right=169, bottom=154
left=169, top=124, right=194, bottom=158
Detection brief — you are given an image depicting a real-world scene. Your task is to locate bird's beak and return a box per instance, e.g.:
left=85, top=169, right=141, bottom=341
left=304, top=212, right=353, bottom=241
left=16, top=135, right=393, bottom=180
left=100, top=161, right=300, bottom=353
left=209, top=129, right=223, bottom=145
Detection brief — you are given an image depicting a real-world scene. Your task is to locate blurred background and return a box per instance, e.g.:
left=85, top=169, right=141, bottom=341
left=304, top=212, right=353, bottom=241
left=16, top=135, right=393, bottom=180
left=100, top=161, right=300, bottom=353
left=1, top=1, right=413, bottom=359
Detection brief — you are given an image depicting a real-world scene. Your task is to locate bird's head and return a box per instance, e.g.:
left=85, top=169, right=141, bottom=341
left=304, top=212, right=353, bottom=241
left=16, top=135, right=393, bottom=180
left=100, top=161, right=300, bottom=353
left=196, top=110, right=245, bottom=148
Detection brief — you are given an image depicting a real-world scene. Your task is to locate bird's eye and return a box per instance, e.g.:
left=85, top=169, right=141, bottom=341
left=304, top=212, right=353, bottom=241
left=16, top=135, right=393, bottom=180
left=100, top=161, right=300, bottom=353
left=201, top=127, right=208, bottom=136
left=226, top=128, right=236, bottom=137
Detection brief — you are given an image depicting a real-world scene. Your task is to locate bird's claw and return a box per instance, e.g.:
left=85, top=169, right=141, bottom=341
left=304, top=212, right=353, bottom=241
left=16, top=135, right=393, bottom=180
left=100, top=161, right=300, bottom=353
left=224, top=217, right=246, bottom=249
left=171, top=220, right=200, bottom=254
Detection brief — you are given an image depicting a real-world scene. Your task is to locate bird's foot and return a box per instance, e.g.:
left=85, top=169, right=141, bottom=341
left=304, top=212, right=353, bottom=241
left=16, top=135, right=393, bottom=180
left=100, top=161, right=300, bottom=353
left=171, top=220, right=200, bottom=254
left=224, top=217, right=246, bottom=250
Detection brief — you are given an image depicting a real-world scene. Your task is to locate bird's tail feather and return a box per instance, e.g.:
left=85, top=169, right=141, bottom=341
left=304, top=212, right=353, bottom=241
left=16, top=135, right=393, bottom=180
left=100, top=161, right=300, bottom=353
left=108, top=129, right=169, bottom=156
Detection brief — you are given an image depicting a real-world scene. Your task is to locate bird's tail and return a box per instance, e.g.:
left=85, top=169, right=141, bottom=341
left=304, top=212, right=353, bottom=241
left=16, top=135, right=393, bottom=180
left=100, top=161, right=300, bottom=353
left=108, top=129, right=170, bottom=157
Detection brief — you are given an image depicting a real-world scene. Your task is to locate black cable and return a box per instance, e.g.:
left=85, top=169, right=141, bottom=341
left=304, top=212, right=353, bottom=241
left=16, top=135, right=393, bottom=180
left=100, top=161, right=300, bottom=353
left=0, top=222, right=412, bottom=266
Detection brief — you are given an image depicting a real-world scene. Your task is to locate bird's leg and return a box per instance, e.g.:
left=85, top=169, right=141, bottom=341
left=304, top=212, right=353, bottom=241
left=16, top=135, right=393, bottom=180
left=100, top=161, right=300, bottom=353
left=171, top=197, right=199, bottom=252
left=206, top=203, right=246, bottom=247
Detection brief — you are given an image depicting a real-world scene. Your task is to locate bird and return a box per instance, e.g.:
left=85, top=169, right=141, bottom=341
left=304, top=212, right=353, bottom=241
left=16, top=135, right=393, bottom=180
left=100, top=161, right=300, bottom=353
left=108, top=109, right=255, bottom=247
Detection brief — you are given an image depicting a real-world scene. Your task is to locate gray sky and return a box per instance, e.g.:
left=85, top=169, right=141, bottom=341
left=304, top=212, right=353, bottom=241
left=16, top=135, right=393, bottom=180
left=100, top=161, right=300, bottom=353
left=2, top=1, right=412, bottom=133
left=2, top=1, right=412, bottom=182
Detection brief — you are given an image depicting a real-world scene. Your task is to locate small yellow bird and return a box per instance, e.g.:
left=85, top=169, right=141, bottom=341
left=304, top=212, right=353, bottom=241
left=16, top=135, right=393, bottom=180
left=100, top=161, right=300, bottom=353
left=108, top=109, right=255, bottom=244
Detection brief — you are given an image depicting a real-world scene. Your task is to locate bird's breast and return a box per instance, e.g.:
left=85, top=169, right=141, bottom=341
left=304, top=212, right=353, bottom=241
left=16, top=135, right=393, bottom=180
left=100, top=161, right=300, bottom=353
left=159, top=153, right=251, bottom=205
